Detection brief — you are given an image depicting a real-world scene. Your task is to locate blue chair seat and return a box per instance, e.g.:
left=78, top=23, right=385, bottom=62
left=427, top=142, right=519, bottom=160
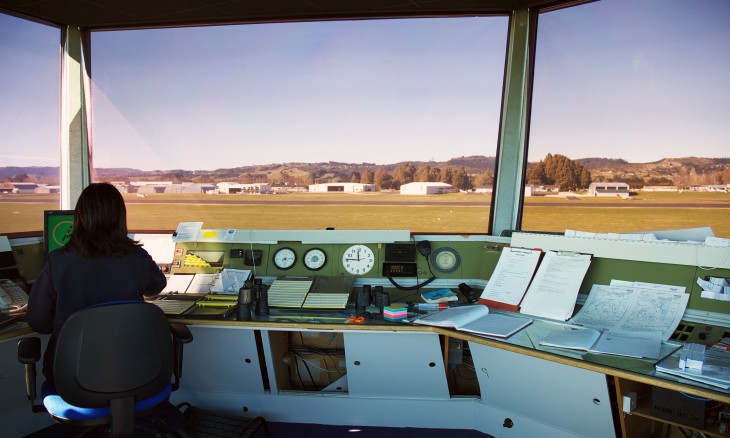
left=41, top=381, right=172, bottom=422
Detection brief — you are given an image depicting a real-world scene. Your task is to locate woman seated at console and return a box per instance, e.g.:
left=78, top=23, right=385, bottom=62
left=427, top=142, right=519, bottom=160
left=27, top=182, right=167, bottom=384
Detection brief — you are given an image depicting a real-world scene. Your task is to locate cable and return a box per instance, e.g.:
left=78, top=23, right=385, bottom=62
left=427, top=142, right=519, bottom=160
left=248, top=230, right=257, bottom=278
left=386, top=238, right=436, bottom=291
left=386, top=273, right=435, bottom=291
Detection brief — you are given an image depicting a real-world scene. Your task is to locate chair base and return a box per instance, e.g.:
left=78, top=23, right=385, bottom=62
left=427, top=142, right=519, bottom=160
left=182, top=405, right=268, bottom=438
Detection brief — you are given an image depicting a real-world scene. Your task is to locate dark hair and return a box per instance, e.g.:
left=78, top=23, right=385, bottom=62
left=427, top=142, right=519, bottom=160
left=67, top=183, right=140, bottom=258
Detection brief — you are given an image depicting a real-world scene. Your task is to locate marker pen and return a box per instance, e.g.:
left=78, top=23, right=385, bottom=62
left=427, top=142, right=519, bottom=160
left=412, top=303, right=449, bottom=311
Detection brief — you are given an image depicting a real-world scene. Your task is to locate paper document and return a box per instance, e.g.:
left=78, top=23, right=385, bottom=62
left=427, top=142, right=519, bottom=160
left=213, top=269, right=253, bottom=294
left=413, top=305, right=533, bottom=338
left=133, top=234, right=176, bottom=264
left=173, top=222, right=203, bottom=242
left=519, top=251, right=592, bottom=321
left=187, top=273, right=218, bottom=294
left=161, top=274, right=194, bottom=294
left=540, top=327, right=663, bottom=359
left=479, top=247, right=542, bottom=311
left=568, top=284, right=689, bottom=341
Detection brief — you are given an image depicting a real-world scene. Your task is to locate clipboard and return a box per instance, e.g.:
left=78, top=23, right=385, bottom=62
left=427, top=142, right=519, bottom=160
left=479, top=246, right=543, bottom=312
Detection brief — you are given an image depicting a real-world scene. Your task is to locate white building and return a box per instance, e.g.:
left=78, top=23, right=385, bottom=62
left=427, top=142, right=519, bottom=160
left=524, top=184, right=534, bottom=197
left=642, top=186, right=679, bottom=192
left=10, top=182, right=39, bottom=193
left=399, top=182, right=458, bottom=195
left=217, top=182, right=271, bottom=194
left=689, top=184, right=730, bottom=192
left=34, top=185, right=60, bottom=194
left=165, top=183, right=216, bottom=194
left=308, top=183, right=375, bottom=193
left=588, top=182, right=630, bottom=198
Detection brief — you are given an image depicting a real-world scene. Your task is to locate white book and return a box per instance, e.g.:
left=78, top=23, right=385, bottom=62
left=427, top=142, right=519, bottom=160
left=540, top=327, right=663, bottom=359
left=413, top=305, right=533, bottom=338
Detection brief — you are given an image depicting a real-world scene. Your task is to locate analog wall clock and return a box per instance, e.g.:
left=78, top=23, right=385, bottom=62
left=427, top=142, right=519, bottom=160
left=342, top=244, right=375, bottom=275
left=272, top=247, right=296, bottom=270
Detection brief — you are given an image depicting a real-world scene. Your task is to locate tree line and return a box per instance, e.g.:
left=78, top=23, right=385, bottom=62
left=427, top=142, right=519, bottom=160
left=526, top=154, right=591, bottom=191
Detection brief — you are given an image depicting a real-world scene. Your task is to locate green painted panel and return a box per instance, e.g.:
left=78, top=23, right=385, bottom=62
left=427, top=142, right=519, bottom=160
left=691, top=267, right=730, bottom=313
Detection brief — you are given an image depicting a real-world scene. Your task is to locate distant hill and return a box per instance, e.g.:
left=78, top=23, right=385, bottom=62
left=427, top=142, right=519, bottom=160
left=0, top=166, right=58, bottom=179
left=574, top=157, right=730, bottom=186
left=2, top=156, right=728, bottom=187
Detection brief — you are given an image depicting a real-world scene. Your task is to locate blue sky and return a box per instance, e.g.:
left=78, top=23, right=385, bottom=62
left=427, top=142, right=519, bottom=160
left=1, top=0, right=729, bottom=171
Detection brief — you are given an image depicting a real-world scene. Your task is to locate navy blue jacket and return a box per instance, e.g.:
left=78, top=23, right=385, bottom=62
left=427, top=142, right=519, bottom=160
left=27, top=246, right=166, bottom=381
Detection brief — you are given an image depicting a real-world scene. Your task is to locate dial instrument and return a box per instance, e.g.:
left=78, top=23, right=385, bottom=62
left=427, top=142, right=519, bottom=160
left=342, top=244, right=375, bottom=275
left=303, top=248, right=327, bottom=271
left=272, top=247, right=296, bottom=270
left=431, top=247, right=461, bottom=273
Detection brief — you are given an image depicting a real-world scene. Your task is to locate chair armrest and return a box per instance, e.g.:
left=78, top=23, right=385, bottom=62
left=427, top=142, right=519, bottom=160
left=169, top=323, right=192, bottom=391
left=170, top=323, right=193, bottom=344
left=17, top=337, right=41, bottom=406
left=18, top=337, right=41, bottom=364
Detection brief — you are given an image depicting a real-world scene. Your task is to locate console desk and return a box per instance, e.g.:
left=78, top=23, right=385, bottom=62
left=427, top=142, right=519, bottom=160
left=2, top=230, right=729, bottom=437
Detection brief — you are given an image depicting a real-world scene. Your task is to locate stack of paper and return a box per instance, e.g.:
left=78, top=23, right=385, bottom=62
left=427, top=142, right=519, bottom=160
left=519, top=251, right=592, bottom=321
left=383, top=306, right=407, bottom=322
left=479, top=246, right=542, bottom=311
left=569, top=283, right=688, bottom=341
left=540, top=281, right=690, bottom=359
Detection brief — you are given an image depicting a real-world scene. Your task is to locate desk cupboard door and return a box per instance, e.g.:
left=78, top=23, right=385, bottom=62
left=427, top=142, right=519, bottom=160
left=344, top=331, right=450, bottom=399
left=470, top=343, right=616, bottom=438
left=178, top=325, right=265, bottom=394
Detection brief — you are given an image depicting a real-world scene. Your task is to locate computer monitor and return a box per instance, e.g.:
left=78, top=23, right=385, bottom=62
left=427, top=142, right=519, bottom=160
left=43, top=210, right=75, bottom=254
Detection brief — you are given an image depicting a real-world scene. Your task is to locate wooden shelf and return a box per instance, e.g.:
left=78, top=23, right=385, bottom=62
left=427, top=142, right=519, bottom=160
left=616, top=376, right=730, bottom=438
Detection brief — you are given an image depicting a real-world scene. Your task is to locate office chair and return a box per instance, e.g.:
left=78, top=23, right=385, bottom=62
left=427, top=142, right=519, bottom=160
left=18, top=301, right=193, bottom=437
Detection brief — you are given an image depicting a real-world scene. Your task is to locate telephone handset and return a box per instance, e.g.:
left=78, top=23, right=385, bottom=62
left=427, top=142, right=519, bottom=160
left=0, top=280, right=28, bottom=311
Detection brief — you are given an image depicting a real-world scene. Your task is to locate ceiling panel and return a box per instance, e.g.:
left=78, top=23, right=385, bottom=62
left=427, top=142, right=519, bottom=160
left=0, top=0, right=565, bottom=29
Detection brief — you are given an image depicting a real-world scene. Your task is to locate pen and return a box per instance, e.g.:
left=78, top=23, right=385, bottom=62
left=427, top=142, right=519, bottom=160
left=412, top=303, right=449, bottom=310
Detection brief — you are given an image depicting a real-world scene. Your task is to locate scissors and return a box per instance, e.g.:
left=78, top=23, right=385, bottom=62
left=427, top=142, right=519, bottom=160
left=348, top=315, right=365, bottom=324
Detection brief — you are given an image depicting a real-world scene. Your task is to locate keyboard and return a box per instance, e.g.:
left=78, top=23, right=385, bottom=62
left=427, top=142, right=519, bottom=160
left=0, top=280, right=29, bottom=310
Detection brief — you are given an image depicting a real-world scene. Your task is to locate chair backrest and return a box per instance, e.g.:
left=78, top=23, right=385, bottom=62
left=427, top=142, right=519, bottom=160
left=53, top=301, right=173, bottom=408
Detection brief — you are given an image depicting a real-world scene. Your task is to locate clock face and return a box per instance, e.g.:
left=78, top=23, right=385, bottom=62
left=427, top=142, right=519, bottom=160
left=342, top=244, right=375, bottom=275
left=303, top=248, right=327, bottom=271
left=273, top=247, right=296, bottom=270
left=431, top=247, right=461, bottom=273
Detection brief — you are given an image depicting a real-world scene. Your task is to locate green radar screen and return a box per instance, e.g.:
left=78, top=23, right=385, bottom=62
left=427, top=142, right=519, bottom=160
left=44, top=210, right=75, bottom=254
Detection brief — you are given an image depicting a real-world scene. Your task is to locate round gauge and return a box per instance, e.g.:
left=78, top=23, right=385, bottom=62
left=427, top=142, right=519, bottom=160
left=431, top=247, right=461, bottom=273
left=303, top=248, right=327, bottom=271
left=342, top=244, right=375, bottom=275
left=272, top=247, right=296, bottom=270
